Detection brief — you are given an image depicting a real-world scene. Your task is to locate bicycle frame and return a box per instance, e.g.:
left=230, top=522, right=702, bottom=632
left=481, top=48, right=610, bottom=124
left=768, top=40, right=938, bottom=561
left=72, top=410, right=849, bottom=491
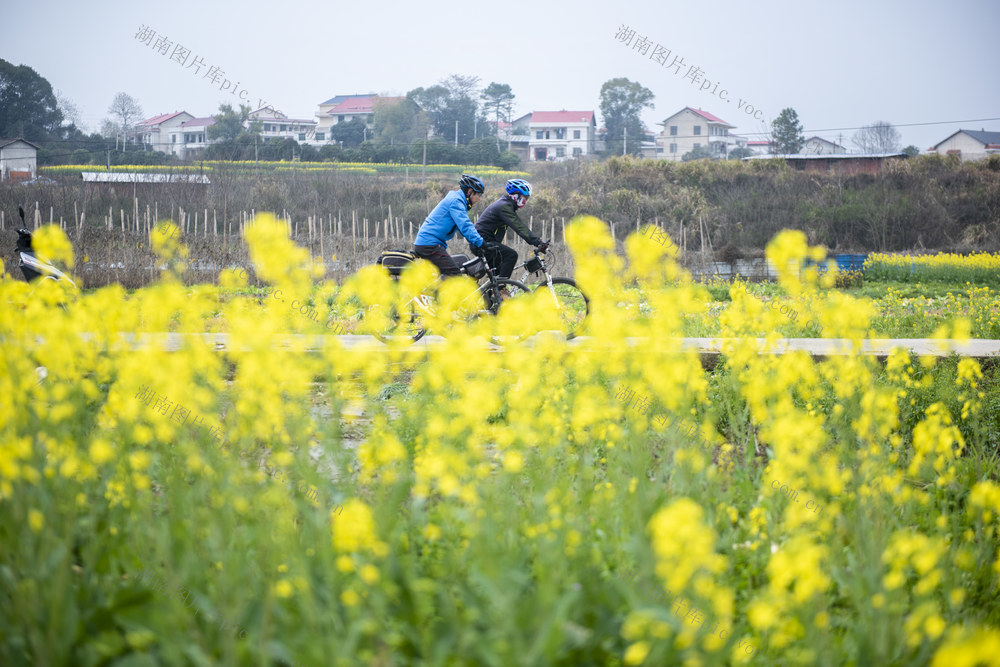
left=515, top=249, right=561, bottom=308
left=402, top=260, right=505, bottom=320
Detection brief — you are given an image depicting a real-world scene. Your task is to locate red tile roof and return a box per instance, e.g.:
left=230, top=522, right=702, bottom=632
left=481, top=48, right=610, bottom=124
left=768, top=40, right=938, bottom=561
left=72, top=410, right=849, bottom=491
left=329, top=95, right=404, bottom=115
left=180, top=117, right=216, bottom=128
left=747, top=140, right=771, bottom=146
left=138, top=111, right=189, bottom=127
left=689, top=108, right=732, bottom=126
left=530, top=111, right=595, bottom=124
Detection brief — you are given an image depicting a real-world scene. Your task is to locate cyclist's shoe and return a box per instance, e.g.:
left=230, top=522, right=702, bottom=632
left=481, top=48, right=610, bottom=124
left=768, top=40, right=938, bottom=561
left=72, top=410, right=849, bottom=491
left=497, top=287, right=512, bottom=302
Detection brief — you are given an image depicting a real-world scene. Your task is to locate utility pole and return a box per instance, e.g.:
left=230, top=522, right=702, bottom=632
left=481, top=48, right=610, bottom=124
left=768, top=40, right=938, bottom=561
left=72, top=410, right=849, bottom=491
left=623, top=127, right=627, bottom=155
left=454, top=121, right=459, bottom=146
left=107, top=148, right=111, bottom=172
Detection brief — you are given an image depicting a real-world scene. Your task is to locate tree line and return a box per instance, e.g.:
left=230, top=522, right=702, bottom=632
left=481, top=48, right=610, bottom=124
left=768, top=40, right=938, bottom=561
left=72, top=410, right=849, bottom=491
left=2, top=57, right=920, bottom=170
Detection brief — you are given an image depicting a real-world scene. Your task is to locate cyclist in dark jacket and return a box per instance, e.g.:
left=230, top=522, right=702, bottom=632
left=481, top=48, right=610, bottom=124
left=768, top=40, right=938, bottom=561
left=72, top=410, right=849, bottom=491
left=475, top=179, right=546, bottom=279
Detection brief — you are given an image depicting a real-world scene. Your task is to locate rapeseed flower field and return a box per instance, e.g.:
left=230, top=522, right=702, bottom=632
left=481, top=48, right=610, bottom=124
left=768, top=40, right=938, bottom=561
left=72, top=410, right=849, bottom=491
left=865, top=252, right=1000, bottom=286
left=2, top=216, right=999, bottom=666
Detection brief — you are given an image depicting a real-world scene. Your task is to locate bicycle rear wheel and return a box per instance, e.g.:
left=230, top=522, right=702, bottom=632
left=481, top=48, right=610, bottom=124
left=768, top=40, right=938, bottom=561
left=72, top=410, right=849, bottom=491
left=370, top=300, right=427, bottom=344
left=533, top=278, right=589, bottom=339
left=483, top=278, right=530, bottom=346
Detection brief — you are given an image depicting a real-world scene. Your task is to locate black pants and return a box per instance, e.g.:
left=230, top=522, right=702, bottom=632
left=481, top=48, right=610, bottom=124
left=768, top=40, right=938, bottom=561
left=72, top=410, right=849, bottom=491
left=484, top=243, right=518, bottom=278
left=413, top=244, right=462, bottom=277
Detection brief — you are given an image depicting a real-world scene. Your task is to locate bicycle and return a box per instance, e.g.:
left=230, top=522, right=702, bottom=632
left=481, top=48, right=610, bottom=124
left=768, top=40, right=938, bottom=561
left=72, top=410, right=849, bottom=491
left=369, top=249, right=530, bottom=344
left=512, top=245, right=589, bottom=339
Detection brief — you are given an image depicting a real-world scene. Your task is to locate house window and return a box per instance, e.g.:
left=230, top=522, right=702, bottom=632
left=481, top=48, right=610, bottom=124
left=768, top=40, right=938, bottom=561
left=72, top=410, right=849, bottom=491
left=556, top=147, right=565, bottom=157
left=338, top=115, right=345, bottom=122
left=545, top=131, right=550, bottom=139
left=670, top=126, right=678, bottom=136
left=280, top=125, right=286, bottom=131
left=669, top=143, right=677, bottom=153
left=555, top=128, right=564, bottom=139
left=573, top=130, right=580, bottom=139
left=573, top=147, right=582, bottom=156
left=199, top=134, right=204, bottom=143
left=298, top=133, right=306, bottom=141
left=694, top=126, right=701, bottom=135
left=316, top=132, right=325, bottom=141
left=536, top=130, right=543, bottom=139
left=171, top=135, right=176, bottom=143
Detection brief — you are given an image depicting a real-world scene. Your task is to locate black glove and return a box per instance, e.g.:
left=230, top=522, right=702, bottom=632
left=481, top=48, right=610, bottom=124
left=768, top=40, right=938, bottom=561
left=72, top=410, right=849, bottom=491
left=536, top=240, right=550, bottom=252
left=471, top=243, right=486, bottom=258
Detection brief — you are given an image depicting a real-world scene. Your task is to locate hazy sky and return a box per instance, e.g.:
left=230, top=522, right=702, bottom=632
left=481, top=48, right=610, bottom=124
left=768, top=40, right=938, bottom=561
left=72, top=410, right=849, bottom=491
left=4, top=0, right=998, bottom=151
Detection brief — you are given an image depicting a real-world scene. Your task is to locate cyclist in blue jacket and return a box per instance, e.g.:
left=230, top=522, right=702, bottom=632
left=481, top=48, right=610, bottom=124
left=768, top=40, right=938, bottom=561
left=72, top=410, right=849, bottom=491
left=413, top=174, right=496, bottom=277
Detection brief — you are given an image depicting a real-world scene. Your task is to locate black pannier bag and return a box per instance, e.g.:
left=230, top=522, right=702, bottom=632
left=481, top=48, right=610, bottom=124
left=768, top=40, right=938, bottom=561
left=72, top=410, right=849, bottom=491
left=461, top=257, right=487, bottom=279
left=377, top=249, right=416, bottom=277
left=449, top=253, right=486, bottom=280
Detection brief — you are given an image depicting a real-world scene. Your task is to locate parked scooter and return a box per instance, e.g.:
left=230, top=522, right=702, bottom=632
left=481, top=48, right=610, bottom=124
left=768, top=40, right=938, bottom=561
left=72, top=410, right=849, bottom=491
left=14, top=205, right=77, bottom=288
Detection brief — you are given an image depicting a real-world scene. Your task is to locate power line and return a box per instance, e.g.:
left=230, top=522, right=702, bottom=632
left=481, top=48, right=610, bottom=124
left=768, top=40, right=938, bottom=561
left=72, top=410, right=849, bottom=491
left=800, top=117, right=1000, bottom=133
left=736, top=117, right=1000, bottom=139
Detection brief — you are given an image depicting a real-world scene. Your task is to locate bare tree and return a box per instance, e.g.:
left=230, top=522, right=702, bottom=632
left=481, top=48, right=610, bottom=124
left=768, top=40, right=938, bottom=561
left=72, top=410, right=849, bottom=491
left=440, top=74, right=481, bottom=100
left=107, top=92, right=144, bottom=150
left=99, top=119, right=119, bottom=138
left=56, top=90, right=82, bottom=130
left=852, top=120, right=901, bottom=154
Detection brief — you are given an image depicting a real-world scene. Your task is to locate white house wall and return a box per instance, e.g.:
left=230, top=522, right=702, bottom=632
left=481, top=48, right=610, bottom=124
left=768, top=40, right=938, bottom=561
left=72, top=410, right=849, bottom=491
left=527, top=122, right=595, bottom=161
left=0, top=143, right=37, bottom=179
left=933, top=133, right=994, bottom=161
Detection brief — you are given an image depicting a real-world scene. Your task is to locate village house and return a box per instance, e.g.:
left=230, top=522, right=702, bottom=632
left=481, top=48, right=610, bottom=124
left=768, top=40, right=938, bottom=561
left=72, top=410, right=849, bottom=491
left=248, top=108, right=318, bottom=144
left=520, top=110, right=597, bottom=161
left=136, top=112, right=195, bottom=156
left=743, top=152, right=908, bottom=175
left=0, top=138, right=39, bottom=181
left=174, top=117, right=215, bottom=160
left=928, top=129, right=1000, bottom=161
left=802, top=136, right=847, bottom=155
left=314, top=94, right=404, bottom=143
left=656, top=107, right=745, bottom=160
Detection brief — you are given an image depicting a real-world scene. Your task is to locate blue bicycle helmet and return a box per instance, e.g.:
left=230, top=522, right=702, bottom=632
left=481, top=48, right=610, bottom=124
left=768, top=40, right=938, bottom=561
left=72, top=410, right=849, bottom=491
left=505, top=179, right=532, bottom=197
left=459, top=174, right=485, bottom=193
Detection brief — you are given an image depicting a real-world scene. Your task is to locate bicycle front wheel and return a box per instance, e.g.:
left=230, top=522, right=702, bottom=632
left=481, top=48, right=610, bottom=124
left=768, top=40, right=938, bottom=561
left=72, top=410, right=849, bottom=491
left=533, top=278, right=589, bottom=339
